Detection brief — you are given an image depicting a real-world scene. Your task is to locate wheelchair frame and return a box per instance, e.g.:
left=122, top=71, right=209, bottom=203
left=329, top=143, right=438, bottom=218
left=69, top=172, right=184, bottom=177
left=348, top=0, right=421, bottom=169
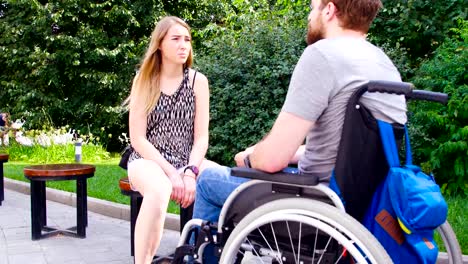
left=155, top=81, right=462, bottom=264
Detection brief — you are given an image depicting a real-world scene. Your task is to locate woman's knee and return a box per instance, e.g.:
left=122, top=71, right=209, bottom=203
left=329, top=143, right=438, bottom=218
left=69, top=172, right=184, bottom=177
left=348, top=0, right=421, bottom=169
left=128, top=159, right=172, bottom=197
left=144, top=177, right=172, bottom=198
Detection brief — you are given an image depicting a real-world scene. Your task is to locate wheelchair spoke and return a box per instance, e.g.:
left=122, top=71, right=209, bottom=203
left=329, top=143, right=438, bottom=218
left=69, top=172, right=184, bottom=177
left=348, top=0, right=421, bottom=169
left=333, top=248, right=346, bottom=264
left=285, top=221, right=298, bottom=264
left=297, top=222, right=302, bottom=264
left=246, top=237, right=266, bottom=264
left=317, top=236, right=332, bottom=264
left=312, top=227, right=318, bottom=264
left=237, top=247, right=245, bottom=257
left=256, top=227, right=279, bottom=263
left=269, top=223, right=284, bottom=264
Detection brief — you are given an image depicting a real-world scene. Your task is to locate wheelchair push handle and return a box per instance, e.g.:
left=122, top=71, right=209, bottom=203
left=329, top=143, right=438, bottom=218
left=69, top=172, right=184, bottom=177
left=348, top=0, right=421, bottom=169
left=407, top=90, right=448, bottom=104
left=367, top=81, right=448, bottom=104
left=368, top=81, right=413, bottom=96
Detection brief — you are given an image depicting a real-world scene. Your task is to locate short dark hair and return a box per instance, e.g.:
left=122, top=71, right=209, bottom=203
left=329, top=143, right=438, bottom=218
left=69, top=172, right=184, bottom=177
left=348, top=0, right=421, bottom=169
left=320, top=0, right=383, bottom=32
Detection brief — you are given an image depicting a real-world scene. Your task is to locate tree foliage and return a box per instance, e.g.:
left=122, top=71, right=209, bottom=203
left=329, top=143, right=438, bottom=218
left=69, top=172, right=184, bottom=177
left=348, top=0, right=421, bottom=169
left=371, top=0, right=467, bottom=78
left=196, top=14, right=306, bottom=165
left=409, top=19, right=468, bottom=196
left=0, top=0, right=164, bottom=150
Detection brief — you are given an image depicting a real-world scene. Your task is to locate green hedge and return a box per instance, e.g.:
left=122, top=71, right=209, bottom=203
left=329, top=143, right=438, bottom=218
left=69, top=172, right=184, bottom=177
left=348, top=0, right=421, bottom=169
left=0, top=0, right=160, bottom=150
left=409, top=20, right=468, bottom=196
left=197, top=15, right=306, bottom=165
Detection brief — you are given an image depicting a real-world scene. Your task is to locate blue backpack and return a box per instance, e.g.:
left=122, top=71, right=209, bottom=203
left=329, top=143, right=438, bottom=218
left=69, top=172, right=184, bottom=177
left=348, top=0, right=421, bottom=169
left=362, top=121, right=448, bottom=264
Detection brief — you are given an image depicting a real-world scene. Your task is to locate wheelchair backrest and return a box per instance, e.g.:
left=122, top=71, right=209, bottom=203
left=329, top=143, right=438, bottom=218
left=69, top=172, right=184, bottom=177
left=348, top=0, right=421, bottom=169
left=333, top=84, right=404, bottom=222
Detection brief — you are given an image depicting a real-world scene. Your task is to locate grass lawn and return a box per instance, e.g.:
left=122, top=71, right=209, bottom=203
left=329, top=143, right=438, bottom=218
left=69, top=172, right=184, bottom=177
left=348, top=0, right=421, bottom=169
left=436, top=195, right=468, bottom=255
left=4, top=160, right=467, bottom=254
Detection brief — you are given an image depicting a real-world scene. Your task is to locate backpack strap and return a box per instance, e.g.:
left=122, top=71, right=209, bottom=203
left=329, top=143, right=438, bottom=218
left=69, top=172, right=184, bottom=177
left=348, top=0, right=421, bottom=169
left=404, top=126, right=413, bottom=165
left=377, top=120, right=413, bottom=167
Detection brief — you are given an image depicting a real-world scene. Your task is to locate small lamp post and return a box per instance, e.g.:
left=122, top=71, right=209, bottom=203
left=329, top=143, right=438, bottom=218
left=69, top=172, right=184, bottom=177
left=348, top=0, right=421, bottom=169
left=75, top=141, right=82, bottom=163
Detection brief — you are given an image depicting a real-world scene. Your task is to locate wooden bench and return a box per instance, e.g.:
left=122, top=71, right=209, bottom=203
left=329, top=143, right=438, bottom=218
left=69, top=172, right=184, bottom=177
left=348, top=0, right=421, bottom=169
left=0, top=153, right=8, bottom=206
left=119, top=177, right=193, bottom=257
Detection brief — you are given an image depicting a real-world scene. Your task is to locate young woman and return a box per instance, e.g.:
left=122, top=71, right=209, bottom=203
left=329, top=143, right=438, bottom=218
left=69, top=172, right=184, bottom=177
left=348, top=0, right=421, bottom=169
left=125, top=16, right=216, bottom=264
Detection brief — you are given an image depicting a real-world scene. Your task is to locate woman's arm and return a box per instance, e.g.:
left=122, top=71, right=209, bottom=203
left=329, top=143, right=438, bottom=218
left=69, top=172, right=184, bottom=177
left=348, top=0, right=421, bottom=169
left=180, top=70, right=209, bottom=208
left=187, top=71, right=210, bottom=172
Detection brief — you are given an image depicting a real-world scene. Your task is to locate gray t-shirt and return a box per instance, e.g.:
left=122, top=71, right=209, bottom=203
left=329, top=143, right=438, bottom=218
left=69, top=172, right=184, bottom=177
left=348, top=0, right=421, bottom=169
left=282, top=37, right=407, bottom=178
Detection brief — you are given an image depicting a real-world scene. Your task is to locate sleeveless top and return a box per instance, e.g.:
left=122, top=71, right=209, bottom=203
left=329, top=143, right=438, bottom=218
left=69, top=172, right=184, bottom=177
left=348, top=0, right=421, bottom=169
left=128, top=67, right=195, bottom=169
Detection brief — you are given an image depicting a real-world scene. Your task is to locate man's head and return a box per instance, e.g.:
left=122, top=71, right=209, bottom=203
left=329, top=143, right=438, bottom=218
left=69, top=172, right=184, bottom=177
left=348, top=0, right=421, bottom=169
left=307, top=0, right=382, bottom=45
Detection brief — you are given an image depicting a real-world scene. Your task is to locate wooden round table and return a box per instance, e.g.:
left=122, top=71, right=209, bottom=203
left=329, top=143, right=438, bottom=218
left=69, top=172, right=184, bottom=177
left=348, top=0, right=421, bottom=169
left=0, top=153, right=8, bottom=206
left=24, top=164, right=95, bottom=240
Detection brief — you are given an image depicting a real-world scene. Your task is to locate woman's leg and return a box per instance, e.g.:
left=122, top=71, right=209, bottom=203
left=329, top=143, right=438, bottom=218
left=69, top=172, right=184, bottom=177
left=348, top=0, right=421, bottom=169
left=128, top=159, right=173, bottom=264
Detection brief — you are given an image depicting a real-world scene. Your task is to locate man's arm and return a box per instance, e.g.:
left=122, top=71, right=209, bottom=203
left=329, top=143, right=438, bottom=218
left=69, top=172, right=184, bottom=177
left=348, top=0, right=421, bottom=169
left=249, top=111, right=314, bottom=173
left=235, top=46, right=331, bottom=172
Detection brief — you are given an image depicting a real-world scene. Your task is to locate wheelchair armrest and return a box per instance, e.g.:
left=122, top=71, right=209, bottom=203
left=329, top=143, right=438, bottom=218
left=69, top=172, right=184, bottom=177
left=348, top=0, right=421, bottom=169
left=231, top=167, right=319, bottom=186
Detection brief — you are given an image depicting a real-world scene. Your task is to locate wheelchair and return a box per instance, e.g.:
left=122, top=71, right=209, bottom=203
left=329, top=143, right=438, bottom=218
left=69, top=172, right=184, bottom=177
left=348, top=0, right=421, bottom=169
left=155, top=81, right=462, bottom=264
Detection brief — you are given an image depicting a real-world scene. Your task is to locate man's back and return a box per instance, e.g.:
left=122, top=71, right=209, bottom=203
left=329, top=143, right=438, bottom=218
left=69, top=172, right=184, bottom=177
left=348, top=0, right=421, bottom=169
left=282, top=37, right=407, bottom=177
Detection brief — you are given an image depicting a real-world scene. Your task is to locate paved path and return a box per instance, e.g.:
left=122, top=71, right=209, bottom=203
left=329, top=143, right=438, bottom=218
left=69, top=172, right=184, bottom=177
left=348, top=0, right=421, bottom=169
left=0, top=189, right=180, bottom=264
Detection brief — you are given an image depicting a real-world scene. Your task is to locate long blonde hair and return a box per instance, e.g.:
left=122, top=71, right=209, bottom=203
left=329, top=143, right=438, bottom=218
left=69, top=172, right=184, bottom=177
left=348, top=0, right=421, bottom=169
left=127, top=16, right=193, bottom=114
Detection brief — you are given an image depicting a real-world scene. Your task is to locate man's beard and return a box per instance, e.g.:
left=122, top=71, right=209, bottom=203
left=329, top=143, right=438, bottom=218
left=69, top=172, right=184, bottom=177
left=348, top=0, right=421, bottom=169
left=306, top=18, right=324, bottom=45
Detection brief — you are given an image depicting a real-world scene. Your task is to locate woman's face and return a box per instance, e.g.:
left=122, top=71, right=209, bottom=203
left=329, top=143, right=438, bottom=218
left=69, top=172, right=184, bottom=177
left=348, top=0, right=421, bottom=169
left=159, top=24, right=191, bottom=65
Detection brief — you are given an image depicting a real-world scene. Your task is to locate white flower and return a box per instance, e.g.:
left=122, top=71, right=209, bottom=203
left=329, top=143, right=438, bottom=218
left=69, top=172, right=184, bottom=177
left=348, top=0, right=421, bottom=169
left=1, top=134, right=8, bottom=146
left=36, top=133, right=51, bottom=147
left=16, top=132, right=34, bottom=146
left=11, top=119, right=25, bottom=130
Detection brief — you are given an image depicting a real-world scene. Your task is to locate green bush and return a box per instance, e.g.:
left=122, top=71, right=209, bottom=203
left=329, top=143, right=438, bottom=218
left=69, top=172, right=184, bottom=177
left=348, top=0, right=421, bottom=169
left=197, top=14, right=306, bottom=165
left=409, top=19, right=468, bottom=196
left=372, top=0, right=467, bottom=72
left=0, top=0, right=161, bottom=151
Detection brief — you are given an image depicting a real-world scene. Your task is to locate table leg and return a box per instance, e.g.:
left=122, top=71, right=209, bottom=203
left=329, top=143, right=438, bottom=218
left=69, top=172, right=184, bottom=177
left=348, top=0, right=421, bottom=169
left=39, top=181, right=47, bottom=228
left=84, top=179, right=88, bottom=227
left=76, top=179, right=86, bottom=238
left=30, top=180, right=43, bottom=240
left=0, top=163, right=4, bottom=206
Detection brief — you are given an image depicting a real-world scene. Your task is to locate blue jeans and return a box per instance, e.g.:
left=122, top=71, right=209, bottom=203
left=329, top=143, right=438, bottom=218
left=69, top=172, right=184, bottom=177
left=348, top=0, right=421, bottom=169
left=192, top=166, right=249, bottom=264
left=193, top=166, right=249, bottom=222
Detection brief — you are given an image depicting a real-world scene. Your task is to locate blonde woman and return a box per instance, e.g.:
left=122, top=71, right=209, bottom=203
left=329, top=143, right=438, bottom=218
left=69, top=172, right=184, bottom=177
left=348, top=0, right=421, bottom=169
left=126, top=16, right=216, bottom=264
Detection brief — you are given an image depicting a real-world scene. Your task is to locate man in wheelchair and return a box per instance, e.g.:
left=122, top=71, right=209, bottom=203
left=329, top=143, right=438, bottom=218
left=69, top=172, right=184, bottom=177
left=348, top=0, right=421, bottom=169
left=163, top=0, right=412, bottom=263
left=166, top=0, right=414, bottom=263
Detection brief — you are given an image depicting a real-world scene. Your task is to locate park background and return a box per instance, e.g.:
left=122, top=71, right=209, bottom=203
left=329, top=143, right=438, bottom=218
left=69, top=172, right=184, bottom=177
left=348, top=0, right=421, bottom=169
left=0, top=0, right=466, bottom=253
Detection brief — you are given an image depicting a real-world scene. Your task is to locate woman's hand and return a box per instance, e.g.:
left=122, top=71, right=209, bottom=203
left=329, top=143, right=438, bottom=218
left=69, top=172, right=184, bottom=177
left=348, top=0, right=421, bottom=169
left=181, top=173, right=196, bottom=208
left=169, top=172, right=185, bottom=205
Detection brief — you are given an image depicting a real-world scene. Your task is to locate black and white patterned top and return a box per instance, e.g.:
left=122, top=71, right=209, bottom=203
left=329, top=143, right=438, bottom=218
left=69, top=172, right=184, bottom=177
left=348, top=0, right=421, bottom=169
left=128, top=67, right=195, bottom=169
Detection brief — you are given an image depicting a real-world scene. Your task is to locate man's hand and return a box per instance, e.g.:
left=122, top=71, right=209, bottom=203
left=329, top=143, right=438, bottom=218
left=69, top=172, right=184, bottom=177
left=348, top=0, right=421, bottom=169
left=181, top=173, right=196, bottom=208
left=234, top=146, right=255, bottom=167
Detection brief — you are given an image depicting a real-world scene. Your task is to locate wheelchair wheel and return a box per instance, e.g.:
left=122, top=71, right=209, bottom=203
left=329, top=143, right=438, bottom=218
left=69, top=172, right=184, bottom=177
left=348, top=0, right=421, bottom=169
left=221, top=198, right=391, bottom=264
left=436, top=221, right=463, bottom=264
